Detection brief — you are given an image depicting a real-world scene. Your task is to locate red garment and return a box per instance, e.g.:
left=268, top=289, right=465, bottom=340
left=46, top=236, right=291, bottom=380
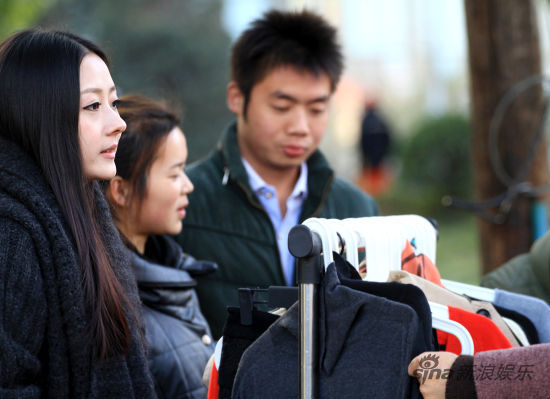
left=401, top=239, right=443, bottom=287
left=207, top=362, right=219, bottom=399
left=438, top=305, right=514, bottom=355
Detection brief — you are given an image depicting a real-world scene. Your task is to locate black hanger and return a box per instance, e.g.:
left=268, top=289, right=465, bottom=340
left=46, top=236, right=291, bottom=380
left=238, top=286, right=298, bottom=325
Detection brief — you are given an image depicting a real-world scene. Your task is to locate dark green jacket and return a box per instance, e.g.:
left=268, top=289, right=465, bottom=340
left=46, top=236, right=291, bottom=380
left=176, top=123, right=379, bottom=337
left=481, top=231, right=550, bottom=303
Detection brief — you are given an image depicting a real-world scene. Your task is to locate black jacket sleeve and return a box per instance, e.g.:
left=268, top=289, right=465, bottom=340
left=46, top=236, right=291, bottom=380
left=446, top=355, right=477, bottom=399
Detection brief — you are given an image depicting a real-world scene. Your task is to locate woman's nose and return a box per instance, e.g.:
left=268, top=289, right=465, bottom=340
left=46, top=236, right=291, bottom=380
left=182, top=173, right=194, bottom=194
left=108, top=108, right=126, bottom=137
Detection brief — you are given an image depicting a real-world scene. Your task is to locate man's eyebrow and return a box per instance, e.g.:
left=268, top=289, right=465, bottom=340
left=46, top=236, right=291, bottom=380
left=307, top=95, right=330, bottom=104
left=271, top=90, right=330, bottom=104
left=271, top=91, right=298, bottom=103
left=81, top=86, right=117, bottom=95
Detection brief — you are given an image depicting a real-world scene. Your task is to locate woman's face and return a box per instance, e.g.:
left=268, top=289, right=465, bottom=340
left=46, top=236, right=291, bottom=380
left=134, top=127, right=194, bottom=236
left=79, top=53, right=126, bottom=180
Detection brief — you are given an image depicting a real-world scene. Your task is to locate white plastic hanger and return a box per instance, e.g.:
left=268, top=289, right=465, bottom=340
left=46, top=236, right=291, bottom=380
left=342, top=216, right=405, bottom=281
left=502, top=317, right=530, bottom=346
left=441, top=279, right=496, bottom=303
left=213, top=336, right=223, bottom=369
left=429, top=301, right=475, bottom=355
left=302, top=215, right=439, bottom=279
left=320, top=219, right=357, bottom=267
left=302, top=218, right=337, bottom=269
left=387, top=215, right=437, bottom=264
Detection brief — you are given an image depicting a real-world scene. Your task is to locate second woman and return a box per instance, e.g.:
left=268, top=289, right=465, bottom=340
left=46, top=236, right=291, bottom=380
left=104, top=95, right=216, bottom=399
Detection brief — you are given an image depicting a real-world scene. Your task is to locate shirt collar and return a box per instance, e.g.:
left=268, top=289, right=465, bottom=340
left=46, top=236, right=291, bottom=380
left=292, top=162, right=308, bottom=199
left=242, top=158, right=308, bottom=200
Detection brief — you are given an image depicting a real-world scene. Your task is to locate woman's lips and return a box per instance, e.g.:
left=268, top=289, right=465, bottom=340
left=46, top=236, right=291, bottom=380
left=176, top=205, right=187, bottom=219
left=100, top=144, right=117, bottom=159
left=283, top=145, right=306, bottom=157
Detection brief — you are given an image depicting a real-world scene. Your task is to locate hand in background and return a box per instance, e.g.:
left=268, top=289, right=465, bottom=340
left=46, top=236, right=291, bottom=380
left=408, top=351, right=458, bottom=399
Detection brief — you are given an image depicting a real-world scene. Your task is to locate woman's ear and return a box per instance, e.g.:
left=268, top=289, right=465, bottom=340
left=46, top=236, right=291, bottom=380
left=108, top=176, right=130, bottom=208
left=227, top=81, right=244, bottom=115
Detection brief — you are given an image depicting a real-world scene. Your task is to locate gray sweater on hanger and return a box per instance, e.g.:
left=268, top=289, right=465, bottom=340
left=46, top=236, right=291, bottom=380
left=232, top=263, right=420, bottom=398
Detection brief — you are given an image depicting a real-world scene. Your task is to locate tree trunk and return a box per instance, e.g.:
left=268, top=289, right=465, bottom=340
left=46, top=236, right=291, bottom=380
left=464, top=0, right=550, bottom=274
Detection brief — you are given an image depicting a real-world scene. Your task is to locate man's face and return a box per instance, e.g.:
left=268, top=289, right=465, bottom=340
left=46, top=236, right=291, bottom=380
left=229, top=67, right=332, bottom=177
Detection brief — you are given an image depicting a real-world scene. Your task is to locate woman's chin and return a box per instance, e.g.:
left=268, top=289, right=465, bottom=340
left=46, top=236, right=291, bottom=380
left=84, top=164, right=117, bottom=181
left=165, top=222, right=183, bottom=236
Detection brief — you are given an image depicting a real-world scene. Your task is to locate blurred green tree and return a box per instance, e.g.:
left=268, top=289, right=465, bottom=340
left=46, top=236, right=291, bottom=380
left=37, top=0, right=233, bottom=162
left=379, top=113, right=472, bottom=217
left=401, top=114, right=472, bottom=202
left=0, top=0, right=56, bottom=39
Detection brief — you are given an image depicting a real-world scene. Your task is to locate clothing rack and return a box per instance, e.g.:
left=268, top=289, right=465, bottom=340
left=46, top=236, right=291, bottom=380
left=286, top=217, right=457, bottom=399
left=288, top=224, right=322, bottom=399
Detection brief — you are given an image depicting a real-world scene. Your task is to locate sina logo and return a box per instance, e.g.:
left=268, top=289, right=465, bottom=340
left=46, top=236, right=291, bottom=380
left=419, top=354, right=439, bottom=370
left=415, top=354, right=449, bottom=383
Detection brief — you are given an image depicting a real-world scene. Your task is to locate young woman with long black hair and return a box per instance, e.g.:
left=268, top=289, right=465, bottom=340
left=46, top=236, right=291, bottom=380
left=0, top=29, right=156, bottom=397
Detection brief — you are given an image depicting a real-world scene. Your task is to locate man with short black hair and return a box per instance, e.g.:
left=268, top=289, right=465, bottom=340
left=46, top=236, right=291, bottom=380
left=177, top=9, right=379, bottom=337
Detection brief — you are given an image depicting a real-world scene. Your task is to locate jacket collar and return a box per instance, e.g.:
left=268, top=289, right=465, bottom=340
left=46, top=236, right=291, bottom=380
left=242, top=157, right=309, bottom=201
left=279, top=263, right=377, bottom=375
left=217, top=122, right=334, bottom=219
left=132, top=235, right=196, bottom=286
left=218, top=122, right=252, bottom=190
left=143, top=234, right=184, bottom=269
left=132, top=253, right=196, bottom=285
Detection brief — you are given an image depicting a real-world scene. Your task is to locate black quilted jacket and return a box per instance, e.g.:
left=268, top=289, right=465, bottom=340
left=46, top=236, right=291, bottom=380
left=132, top=235, right=216, bottom=399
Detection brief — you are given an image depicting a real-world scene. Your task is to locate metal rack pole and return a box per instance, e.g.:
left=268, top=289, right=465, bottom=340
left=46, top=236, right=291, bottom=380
left=288, top=225, right=321, bottom=399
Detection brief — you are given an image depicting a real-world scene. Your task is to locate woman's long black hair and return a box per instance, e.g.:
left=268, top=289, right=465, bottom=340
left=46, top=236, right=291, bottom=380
left=0, top=29, right=131, bottom=361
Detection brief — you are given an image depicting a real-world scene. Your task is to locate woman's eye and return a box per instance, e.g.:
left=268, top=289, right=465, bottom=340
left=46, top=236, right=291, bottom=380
left=112, top=99, right=121, bottom=109
left=84, top=102, right=101, bottom=111
left=169, top=168, right=186, bottom=179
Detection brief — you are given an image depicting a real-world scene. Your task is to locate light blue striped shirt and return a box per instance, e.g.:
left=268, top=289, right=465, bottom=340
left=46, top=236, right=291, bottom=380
left=242, top=159, right=308, bottom=286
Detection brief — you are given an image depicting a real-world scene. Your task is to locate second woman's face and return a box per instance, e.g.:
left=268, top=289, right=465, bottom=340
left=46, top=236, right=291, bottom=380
left=79, top=53, right=126, bottom=180
left=135, top=127, right=194, bottom=236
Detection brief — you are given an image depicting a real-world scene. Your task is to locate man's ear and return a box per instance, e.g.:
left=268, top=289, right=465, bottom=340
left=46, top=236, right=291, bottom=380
left=108, top=176, right=130, bottom=208
left=227, top=81, right=244, bottom=115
